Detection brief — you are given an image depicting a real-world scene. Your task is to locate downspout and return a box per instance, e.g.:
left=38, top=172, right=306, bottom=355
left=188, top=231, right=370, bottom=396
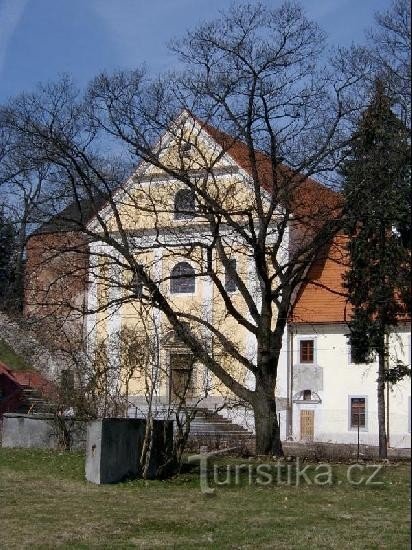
left=287, top=323, right=294, bottom=440
left=286, top=324, right=290, bottom=437
left=386, top=381, right=390, bottom=448
left=385, top=333, right=390, bottom=448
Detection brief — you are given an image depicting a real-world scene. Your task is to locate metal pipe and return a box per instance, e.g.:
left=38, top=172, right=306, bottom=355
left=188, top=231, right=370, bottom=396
left=386, top=376, right=390, bottom=448
left=286, top=325, right=290, bottom=438
left=289, top=326, right=294, bottom=439
left=385, top=333, right=390, bottom=448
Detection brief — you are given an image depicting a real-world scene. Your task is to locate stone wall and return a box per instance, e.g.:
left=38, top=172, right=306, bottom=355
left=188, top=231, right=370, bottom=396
left=24, top=231, right=88, bottom=356
left=0, top=312, right=60, bottom=378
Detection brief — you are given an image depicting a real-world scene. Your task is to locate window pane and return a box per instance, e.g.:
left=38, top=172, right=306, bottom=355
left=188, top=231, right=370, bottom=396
left=174, top=189, right=196, bottom=220
left=351, top=398, right=366, bottom=428
left=224, top=259, right=237, bottom=292
left=300, top=340, right=314, bottom=363
left=170, top=262, right=195, bottom=293
left=303, top=389, right=311, bottom=401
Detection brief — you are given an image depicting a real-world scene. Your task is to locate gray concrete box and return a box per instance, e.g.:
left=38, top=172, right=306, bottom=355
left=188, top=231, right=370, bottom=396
left=85, top=418, right=173, bottom=484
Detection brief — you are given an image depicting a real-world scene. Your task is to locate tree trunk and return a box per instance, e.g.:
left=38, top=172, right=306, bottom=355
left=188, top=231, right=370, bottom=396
left=253, top=392, right=283, bottom=456
left=377, top=349, right=387, bottom=459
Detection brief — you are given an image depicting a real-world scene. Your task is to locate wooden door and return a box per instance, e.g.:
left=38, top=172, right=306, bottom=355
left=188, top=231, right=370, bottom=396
left=170, top=353, right=194, bottom=402
left=300, top=410, right=314, bottom=441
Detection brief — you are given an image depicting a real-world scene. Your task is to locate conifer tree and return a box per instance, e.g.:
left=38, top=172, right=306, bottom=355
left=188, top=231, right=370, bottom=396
left=0, top=210, right=16, bottom=307
left=342, top=81, right=411, bottom=458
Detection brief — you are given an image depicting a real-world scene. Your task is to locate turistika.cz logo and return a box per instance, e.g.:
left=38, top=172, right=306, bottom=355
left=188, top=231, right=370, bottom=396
left=188, top=448, right=385, bottom=494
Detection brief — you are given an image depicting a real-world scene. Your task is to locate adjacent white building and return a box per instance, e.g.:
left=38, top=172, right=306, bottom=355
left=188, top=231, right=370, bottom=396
left=278, top=323, right=410, bottom=448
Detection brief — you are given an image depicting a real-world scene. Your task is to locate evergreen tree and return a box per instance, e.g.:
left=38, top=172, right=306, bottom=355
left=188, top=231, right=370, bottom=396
left=342, top=81, right=411, bottom=458
left=0, top=210, right=18, bottom=310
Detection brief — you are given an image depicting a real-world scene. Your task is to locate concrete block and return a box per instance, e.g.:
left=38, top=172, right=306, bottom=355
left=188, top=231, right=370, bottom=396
left=85, top=418, right=174, bottom=484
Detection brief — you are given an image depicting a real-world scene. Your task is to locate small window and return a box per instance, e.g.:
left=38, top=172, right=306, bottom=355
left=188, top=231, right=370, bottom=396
left=174, top=189, right=196, bottom=220
left=300, top=340, right=314, bottom=363
left=170, top=262, right=195, bottom=294
left=224, top=259, right=237, bottom=292
left=303, top=389, right=312, bottom=401
left=350, top=397, right=366, bottom=429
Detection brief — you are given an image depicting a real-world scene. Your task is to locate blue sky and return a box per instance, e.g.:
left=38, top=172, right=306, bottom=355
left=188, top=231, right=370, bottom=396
left=0, top=0, right=391, bottom=103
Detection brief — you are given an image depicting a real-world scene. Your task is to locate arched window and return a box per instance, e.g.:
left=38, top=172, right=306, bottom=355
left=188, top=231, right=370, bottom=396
left=174, top=189, right=196, bottom=220
left=170, top=262, right=195, bottom=294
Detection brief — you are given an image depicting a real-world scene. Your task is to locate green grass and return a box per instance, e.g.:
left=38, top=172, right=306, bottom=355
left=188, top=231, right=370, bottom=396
left=0, top=339, right=32, bottom=371
left=0, top=448, right=410, bottom=549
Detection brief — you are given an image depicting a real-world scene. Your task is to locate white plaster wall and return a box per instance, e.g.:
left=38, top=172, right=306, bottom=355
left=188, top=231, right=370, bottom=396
left=286, top=324, right=411, bottom=448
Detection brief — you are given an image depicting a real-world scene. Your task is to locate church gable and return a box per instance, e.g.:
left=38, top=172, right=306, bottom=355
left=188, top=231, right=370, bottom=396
left=89, top=112, right=260, bottom=233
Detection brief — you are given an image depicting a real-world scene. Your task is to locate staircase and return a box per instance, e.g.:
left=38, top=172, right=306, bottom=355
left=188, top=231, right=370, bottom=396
left=187, top=408, right=255, bottom=454
left=127, top=403, right=255, bottom=454
left=189, top=408, right=251, bottom=436
left=18, top=385, right=55, bottom=414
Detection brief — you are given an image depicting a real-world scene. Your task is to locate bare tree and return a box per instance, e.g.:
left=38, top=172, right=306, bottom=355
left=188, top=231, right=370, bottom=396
left=334, top=0, right=411, bottom=127
left=368, top=0, right=411, bottom=125
left=0, top=3, right=357, bottom=455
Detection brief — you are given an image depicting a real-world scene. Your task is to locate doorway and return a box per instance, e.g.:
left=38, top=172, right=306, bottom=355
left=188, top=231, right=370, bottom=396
left=169, top=353, right=194, bottom=402
left=300, top=409, right=314, bottom=441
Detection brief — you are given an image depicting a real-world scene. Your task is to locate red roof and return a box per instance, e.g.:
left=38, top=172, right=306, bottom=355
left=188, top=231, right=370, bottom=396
left=0, top=361, right=54, bottom=396
left=289, top=235, right=350, bottom=324
left=199, top=119, right=342, bottom=223
left=0, top=361, right=19, bottom=383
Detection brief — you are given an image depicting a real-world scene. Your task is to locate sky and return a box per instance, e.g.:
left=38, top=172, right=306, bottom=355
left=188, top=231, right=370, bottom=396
left=0, top=0, right=392, bottom=104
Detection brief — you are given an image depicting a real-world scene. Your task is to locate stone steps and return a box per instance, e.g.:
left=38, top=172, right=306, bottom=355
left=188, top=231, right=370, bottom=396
left=20, top=388, right=55, bottom=414
left=127, top=404, right=253, bottom=440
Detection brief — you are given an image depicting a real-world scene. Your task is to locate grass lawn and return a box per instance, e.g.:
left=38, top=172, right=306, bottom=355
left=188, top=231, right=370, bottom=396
left=0, top=339, right=32, bottom=371
left=0, top=449, right=410, bottom=549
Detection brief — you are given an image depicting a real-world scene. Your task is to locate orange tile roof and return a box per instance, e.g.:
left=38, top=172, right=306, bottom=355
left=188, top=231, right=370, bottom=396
left=290, top=235, right=350, bottom=324
left=200, top=120, right=342, bottom=221
left=200, top=121, right=351, bottom=325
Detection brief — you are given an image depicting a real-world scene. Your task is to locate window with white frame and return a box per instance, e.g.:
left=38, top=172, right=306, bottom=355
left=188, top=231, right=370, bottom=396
left=300, top=339, right=314, bottom=364
left=349, top=397, right=367, bottom=429
left=170, top=262, right=196, bottom=294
